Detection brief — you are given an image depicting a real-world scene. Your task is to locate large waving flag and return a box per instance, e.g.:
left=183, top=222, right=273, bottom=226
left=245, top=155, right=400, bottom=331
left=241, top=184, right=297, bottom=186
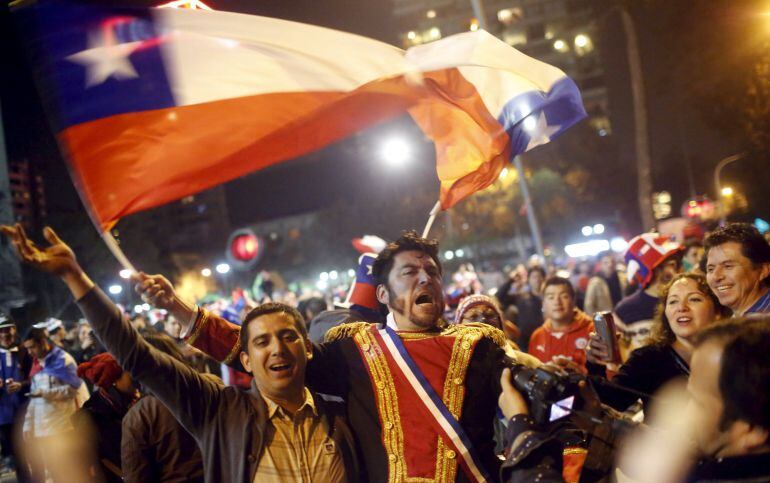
left=17, top=1, right=585, bottom=230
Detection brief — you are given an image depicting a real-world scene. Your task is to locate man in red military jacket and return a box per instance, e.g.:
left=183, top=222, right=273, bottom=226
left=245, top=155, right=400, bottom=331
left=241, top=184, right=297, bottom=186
left=139, top=231, right=518, bottom=482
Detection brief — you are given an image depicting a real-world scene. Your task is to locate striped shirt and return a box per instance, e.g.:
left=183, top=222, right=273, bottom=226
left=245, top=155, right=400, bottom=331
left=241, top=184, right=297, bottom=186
left=255, top=388, right=346, bottom=483
left=745, top=288, right=770, bottom=315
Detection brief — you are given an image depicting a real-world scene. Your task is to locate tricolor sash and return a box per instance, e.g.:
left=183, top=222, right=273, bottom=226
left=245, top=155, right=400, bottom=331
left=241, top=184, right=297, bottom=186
left=379, top=326, right=493, bottom=482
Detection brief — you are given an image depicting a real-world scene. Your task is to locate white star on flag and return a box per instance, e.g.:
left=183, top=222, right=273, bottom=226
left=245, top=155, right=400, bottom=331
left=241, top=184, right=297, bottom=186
left=66, top=32, right=142, bottom=87
left=525, top=112, right=561, bottom=151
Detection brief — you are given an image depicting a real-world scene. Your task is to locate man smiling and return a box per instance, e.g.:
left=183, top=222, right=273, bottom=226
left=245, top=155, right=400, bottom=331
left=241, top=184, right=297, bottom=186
left=0, top=224, right=360, bottom=482
left=705, top=223, right=770, bottom=315
left=145, top=231, right=515, bottom=482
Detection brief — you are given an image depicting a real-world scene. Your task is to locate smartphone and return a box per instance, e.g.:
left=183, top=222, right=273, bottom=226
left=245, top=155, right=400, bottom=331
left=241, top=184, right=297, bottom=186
left=593, top=312, right=621, bottom=363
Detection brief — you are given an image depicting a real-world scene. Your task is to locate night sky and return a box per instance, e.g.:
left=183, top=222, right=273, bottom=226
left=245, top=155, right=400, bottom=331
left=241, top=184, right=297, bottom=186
left=1, top=0, right=764, bottom=242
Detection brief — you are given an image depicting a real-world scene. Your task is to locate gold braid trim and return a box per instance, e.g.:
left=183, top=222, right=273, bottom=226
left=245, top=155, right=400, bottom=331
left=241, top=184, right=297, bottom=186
left=222, top=337, right=242, bottom=365
left=443, top=322, right=508, bottom=350
left=433, top=329, right=482, bottom=481
left=353, top=328, right=409, bottom=481
left=185, top=308, right=209, bottom=346
left=563, top=447, right=588, bottom=456
left=324, top=322, right=372, bottom=343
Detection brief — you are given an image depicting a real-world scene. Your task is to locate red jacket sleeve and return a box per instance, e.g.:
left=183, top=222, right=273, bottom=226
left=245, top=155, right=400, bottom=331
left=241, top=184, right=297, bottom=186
left=185, top=309, right=242, bottom=367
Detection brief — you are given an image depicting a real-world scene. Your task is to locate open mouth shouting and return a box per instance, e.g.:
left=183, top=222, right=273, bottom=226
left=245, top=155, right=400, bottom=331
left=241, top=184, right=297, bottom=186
left=267, top=359, right=295, bottom=378
left=675, top=316, right=692, bottom=327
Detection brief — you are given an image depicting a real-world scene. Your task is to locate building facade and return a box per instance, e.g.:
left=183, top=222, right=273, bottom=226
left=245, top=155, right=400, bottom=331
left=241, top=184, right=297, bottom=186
left=392, top=0, right=610, bottom=136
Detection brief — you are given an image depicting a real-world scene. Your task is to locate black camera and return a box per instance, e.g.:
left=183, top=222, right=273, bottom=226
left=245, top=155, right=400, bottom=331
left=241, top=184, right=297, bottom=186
left=507, top=364, right=584, bottom=425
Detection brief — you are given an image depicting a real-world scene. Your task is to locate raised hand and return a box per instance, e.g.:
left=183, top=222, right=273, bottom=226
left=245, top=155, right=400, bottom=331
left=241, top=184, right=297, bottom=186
left=134, top=273, right=177, bottom=311
left=0, top=224, right=94, bottom=299
left=0, top=224, right=79, bottom=276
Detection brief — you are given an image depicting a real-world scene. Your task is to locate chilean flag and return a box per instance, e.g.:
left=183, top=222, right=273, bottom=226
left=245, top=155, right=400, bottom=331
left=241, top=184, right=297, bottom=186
left=17, top=1, right=586, bottom=230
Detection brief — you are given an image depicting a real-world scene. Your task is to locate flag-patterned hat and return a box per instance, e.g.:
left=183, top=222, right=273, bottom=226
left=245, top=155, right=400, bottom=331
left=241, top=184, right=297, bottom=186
left=338, top=253, right=381, bottom=322
left=624, top=233, right=684, bottom=287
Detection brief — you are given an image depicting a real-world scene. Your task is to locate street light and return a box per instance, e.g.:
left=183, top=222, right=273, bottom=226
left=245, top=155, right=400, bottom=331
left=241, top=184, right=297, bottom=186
left=119, top=269, right=132, bottom=279
left=380, top=138, right=411, bottom=166
left=215, top=263, right=230, bottom=274
left=721, top=186, right=734, bottom=197
left=713, top=152, right=746, bottom=225
left=108, top=284, right=123, bottom=295
left=593, top=223, right=605, bottom=235
left=201, top=268, right=212, bottom=277
left=581, top=225, right=593, bottom=237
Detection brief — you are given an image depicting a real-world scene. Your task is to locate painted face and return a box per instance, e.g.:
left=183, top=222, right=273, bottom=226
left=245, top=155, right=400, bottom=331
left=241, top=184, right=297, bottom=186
left=542, top=284, right=575, bottom=325
left=240, top=312, right=310, bottom=402
left=706, top=242, right=770, bottom=313
left=664, top=278, right=717, bottom=342
left=379, top=250, right=444, bottom=330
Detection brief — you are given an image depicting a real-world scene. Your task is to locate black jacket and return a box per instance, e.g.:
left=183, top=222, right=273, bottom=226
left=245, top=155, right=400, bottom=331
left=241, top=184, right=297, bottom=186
left=587, top=344, right=689, bottom=411
left=122, top=395, right=205, bottom=483
left=72, top=387, right=134, bottom=483
left=77, top=287, right=362, bottom=482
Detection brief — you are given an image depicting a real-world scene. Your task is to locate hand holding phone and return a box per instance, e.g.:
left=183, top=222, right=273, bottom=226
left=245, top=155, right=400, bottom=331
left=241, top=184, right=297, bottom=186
left=590, top=312, right=621, bottom=364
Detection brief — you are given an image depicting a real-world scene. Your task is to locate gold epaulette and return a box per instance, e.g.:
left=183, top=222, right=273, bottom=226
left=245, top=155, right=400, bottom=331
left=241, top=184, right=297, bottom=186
left=324, top=322, right=373, bottom=343
left=442, top=323, right=509, bottom=350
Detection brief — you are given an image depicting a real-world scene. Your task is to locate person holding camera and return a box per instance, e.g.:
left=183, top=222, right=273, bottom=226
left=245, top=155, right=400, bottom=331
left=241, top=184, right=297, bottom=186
left=496, top=365, right=628, bottom=482
left=586, top=273, right=729, bottom=412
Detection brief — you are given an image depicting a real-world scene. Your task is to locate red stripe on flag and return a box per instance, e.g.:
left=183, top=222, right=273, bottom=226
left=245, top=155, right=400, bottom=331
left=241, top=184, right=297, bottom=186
left=61, top=69, right=508, bottom=228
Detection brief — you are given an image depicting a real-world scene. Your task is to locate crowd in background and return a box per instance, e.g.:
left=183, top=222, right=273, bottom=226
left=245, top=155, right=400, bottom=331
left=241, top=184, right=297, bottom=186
left=0, top=221, right=768, bottom=482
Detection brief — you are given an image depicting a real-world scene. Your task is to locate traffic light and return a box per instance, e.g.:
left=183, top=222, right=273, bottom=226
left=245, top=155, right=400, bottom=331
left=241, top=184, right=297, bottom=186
left=226, top=229, right=262, bottom=269
left=681, top=197, right=715, bottom=221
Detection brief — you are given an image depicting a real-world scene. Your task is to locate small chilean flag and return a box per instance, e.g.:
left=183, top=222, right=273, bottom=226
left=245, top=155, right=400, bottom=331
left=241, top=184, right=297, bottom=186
left=16, top=1, right=586, bottom=230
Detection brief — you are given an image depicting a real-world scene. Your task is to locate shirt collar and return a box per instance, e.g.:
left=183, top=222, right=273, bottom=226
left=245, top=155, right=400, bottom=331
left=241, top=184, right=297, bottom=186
left=386, top=312, right=399, bottom=331
left=744, top=287, right=770, bottom=315
left=263, top=387, right=317, bottom=419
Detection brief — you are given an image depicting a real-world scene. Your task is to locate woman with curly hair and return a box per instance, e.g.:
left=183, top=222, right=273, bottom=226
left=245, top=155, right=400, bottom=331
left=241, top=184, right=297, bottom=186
left=586, top=272, right=730, bottom=412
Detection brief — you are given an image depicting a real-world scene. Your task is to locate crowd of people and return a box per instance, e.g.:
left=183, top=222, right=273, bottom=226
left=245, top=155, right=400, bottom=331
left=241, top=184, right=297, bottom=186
left=0, top=221, right=768, bottom=482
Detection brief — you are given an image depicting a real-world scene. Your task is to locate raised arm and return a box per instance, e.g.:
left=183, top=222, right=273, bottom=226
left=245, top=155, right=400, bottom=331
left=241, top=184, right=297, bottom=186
left=1, top=224, right=221, bottom=437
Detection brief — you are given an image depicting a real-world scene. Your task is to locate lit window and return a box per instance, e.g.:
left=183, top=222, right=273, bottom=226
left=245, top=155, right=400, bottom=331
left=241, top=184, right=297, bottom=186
left=497, top=7, right=522, bottom=25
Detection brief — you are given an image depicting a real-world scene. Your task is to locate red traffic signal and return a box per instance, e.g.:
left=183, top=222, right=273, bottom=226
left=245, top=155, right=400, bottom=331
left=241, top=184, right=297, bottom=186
left=231, top=233, right=259, bottom=262
left=681, top=197, right=715, bottom=220
left=226, top=229, right=262, bottom=269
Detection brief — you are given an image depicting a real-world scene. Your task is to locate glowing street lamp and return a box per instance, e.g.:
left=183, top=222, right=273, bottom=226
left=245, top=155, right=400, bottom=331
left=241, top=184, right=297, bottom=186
left=119, top=269, right=132, bottom=279
left=721, top=186, right=734, bottom=197
left=380, top=138, right=411, bottom=166
left=201, top=268, right=212, bottom=277
left=215, top=263, right=230, bottom=274
left=108, top=284, right=123, bottom=295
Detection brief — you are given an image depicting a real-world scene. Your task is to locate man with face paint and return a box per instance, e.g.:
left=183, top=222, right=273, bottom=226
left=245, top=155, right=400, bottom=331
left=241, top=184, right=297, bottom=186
left=145, top=231, right=514, bottom=482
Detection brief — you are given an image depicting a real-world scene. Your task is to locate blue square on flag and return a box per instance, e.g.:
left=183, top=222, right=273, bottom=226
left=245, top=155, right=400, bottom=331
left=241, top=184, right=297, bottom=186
left=20, top=2, right=175, bottom=129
